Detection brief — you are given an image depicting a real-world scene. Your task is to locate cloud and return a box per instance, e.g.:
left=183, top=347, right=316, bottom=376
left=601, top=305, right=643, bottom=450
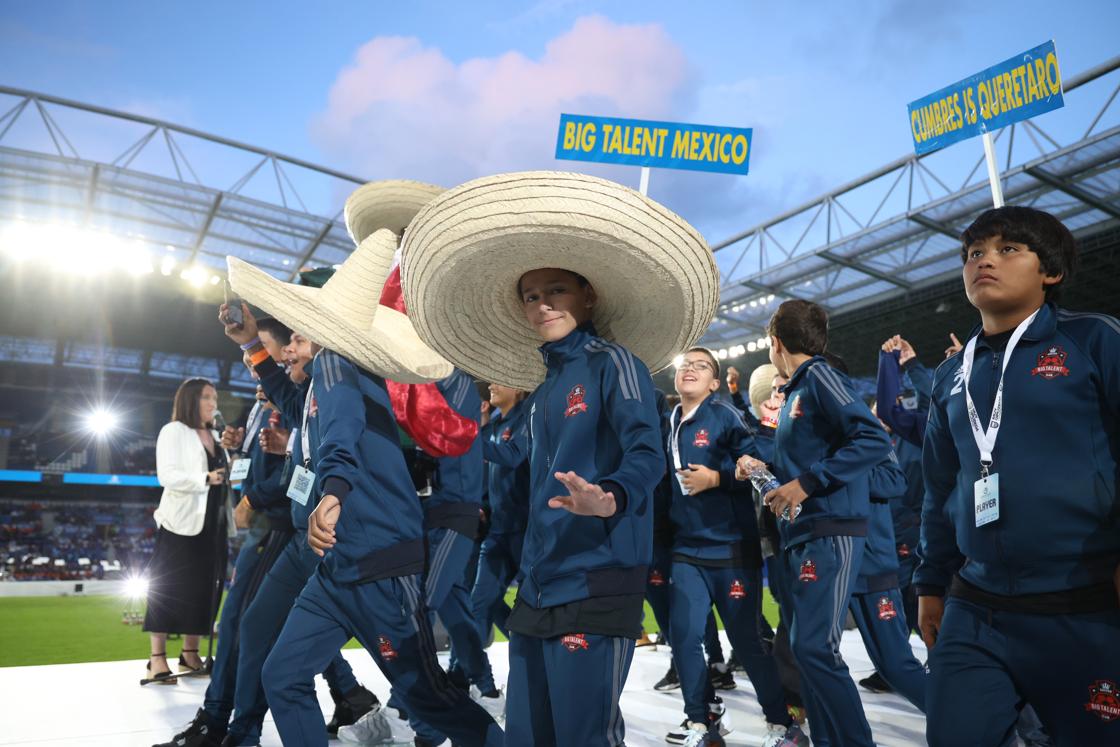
left=310, top=15, right=699, bottom=199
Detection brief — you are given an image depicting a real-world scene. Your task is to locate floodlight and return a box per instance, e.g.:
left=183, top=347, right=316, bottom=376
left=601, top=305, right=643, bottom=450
left=672, top=354, right=684, bottom=369
left=123, top=574, right=149, bottom=599
left=84, top=407, right=119, bottom=436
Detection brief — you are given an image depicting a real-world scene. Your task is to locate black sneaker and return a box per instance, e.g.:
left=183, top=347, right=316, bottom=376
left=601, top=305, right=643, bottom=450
left=152, top=709, right=224, bottom=747
left=859, top=671, right=893, bottom=694
left=666, top=699, right=729, bottom=744
left=665, top=718, right=691, bottom=744
left=326, top=684, right=380, bottom=736
left=709, top=661, right=736, bottom=690
left=655, top=663, right=681, bottom=691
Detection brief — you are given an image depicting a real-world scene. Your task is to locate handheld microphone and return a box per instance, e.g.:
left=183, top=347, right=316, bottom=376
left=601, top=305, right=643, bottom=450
left=213, top=410, right=227, bottom=432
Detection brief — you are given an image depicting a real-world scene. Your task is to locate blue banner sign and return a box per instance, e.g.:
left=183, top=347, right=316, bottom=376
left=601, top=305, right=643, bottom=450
left=0, top=469, right=42, bottom=482
left=555, top=114, right=752, bottom=175
left=908, top=40, right=1064, bottom=155
left=62, top=472, right=160, bottom=487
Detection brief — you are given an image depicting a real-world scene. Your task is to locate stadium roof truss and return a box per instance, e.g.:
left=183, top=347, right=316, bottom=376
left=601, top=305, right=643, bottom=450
left=0, top=54, right=1118, bottom=370
left=702, top=55, right=1120, bottom=347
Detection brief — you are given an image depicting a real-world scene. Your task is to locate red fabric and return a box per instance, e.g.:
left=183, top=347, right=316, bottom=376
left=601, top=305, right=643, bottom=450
left=380, top=266, right=478, bottom=457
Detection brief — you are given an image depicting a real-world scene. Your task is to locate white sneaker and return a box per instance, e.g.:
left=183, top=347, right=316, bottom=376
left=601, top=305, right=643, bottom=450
left=681, top=721, right=719, bottom=747
left=762, top=721, right=810, bottom=747
left=470, top=684, right=506, bottom=724
left=337, top=703, right=414, bottom=745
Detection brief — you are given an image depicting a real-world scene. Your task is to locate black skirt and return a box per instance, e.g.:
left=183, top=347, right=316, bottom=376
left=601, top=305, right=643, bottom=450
left=143, top=448, right=228, bottom=635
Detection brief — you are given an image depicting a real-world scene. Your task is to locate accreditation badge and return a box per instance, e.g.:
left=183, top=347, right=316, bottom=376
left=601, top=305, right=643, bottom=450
left=228, top=458, right=251, bottom=483
left=287, top=465, right=316, bottom=506
left=973, top=473, right=999, bottom=527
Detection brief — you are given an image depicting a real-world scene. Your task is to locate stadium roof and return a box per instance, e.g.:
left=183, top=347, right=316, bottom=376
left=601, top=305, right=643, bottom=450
left=0, top=54, right=1118, bottom=383
left=700, top=55, right=1120, bottom=352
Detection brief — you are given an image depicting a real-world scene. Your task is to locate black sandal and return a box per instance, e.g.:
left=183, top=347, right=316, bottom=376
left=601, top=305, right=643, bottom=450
left=145, top=653, right=178, bottom=685
left=178, top=648, right=205, bottom=674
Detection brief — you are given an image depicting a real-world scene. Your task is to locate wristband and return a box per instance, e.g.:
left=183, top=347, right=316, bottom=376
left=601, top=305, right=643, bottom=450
left=248, top=348, right=271, bottom=367
left=239, top=337, right=261, bottom=351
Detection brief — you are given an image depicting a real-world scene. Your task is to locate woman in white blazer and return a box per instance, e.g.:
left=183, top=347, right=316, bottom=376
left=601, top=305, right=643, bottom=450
left=143, top=377, right=234, bottom=683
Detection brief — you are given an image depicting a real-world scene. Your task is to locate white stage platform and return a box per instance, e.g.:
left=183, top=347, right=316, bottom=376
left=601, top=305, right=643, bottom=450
left=0, top=631, right=927, bottom=746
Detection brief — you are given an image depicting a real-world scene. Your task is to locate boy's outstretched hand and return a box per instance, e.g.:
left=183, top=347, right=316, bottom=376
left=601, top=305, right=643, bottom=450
left=548, top=471, right=617, bottom=518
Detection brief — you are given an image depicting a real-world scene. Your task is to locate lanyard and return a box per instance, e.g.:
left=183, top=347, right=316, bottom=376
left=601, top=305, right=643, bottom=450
left=241, top=401, right=266, bottom=455
left=300, top=381, right=314, bottom=467
left=669, top=403, right=699, bottom=471
left=960, top=309, right=1038, bottom=475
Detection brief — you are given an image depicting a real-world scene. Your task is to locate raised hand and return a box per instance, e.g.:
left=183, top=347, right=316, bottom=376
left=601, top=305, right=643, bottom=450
left=548, top=471, right=617, bottom=518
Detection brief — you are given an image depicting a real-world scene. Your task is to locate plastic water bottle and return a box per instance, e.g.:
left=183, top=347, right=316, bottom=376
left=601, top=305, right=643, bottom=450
left=748, top=465, right=781, bottom=497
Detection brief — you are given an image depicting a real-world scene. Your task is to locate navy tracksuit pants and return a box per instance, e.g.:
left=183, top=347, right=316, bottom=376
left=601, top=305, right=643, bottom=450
left=225, top=535, right=357, bottom=745
left=201, top=520, right=276, bottom=728
left=927, top=596, right=1120, bottom=747
left=262, top=568, right=503, bottom=747
left=470, top=531, right=523, bottom=641
left=505, top=631, right=635, bottom=746
left=786, top=535, right=874, bottom=747
left=668, top=561, right=790, bottom=725
left=645, top=544, right=724, bottom=662
left=396, top=527, right=499, bottom=746
left=765, top=553, right=804, bottom=707
left=849, top=587, right=927, bottom=711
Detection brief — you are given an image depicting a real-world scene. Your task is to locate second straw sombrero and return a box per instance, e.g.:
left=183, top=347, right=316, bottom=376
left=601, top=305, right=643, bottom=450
left=228, top=228, right=453, bottom=384
left=400, top=171, right=719, bottom=391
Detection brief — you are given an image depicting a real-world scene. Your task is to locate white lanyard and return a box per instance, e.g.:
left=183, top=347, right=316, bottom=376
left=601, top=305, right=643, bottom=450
left=300, top=381, right=314, bottom=467
left=242, top=402, right=266, bottom=454
left=960, top=309, right=1038, bottom=474
left=669, top=403, right=699, bottom=471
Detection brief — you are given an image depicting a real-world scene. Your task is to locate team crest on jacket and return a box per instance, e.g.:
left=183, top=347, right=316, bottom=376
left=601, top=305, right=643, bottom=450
left=1031, top=345, right=1070, bottom=379
left=501, top=427, right=513, bottom=441
left=648, top=569, right=666, bottom=586
left=789, top=394, right=804, bottom=419
left=729, top=579, right=746, bottom=599
left=561, top=633, right=589, bottom=652
left=377, top=635, right=398, bottom=661
left=565, top=385, right=589, bottom=417
left=877, top=596, right=898, bottom=621
left=897, top=543, right=911, bottom=558
left=799, top=559, right=818, bottom=582
left=693, top=429, right=710, bottom=448
left=1085, top=680, right=1120, bottom=722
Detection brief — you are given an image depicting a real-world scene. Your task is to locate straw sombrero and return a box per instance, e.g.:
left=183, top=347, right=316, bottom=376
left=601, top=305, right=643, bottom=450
left=344, top=180, right=444, bottom=244
left=400, top=171, right=719, bottom=390
left=228, top=228, right=453, bottom=384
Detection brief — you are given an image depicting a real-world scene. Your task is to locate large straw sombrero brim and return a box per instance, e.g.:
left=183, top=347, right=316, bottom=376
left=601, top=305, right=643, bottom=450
left=344, top=180, right=445, bottom=244
left=228, top=229, right=453, bottom=384
left=400, top=171, right=718, bottom=391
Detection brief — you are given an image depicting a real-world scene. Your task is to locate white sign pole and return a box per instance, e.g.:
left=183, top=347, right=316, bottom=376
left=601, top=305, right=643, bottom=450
left=981, top=132, right=1005, bottom=208
left=639, top=166, right=650, bottom=196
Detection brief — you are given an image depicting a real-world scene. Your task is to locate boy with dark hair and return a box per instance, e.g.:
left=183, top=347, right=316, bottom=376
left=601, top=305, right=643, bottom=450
left=738, top=300, right=892, bottom=747
left=917, top=205, right=1119, bottom=746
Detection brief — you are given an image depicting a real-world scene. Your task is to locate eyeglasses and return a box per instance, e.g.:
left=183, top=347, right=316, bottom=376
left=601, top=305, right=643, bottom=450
left=678, top=360, right=714, bottom=373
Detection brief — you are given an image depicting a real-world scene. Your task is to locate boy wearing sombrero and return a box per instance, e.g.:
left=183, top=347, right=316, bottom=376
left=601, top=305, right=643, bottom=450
left=400, top=171, right=718, bottom=746
left=225, top=184, right=503, bottom=747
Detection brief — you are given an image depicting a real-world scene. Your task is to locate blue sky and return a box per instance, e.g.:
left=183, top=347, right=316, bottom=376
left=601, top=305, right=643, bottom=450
left=2, top=0, right=1117, bottom=246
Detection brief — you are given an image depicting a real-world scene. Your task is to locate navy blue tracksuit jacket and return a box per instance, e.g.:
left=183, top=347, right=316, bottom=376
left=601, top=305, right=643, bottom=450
left=480, top=400, right=531, bottom=536
left=773, top=356, right=893, bottom=549
left=916, top=304, right=1120, bottom=596
left=667, top=395, right=763, bottom=564
left=518, top=323, right=664, bottom=609
left=313, top=350, right=427, bottom=584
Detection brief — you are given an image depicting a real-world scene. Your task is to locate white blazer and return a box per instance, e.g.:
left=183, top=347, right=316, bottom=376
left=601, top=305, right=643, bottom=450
left=153, top=421, right=236, bottom=537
